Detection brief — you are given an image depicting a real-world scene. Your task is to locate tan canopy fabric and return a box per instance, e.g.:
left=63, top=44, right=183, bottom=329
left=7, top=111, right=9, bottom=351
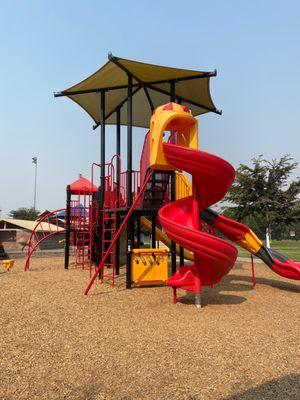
left=55, top=55, right=220, bottom=129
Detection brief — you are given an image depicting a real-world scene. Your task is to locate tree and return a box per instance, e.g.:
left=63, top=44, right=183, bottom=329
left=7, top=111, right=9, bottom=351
left=9, top=207, right=39, bottom=221
left=224, top=155, right=300, bottom=247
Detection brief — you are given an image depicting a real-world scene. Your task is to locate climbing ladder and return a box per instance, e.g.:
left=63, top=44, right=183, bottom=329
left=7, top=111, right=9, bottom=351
left=100, top=209, right=117, bottom=285
left=71, top=201, right=91, bottom=270
left=90, top=156, right=124, bottom=283
left=75, top=231, right=91, bottom=269
left=84, top=170, right=154, bottom=295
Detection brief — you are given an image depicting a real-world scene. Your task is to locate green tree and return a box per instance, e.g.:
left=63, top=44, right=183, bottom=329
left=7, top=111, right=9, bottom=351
left=9, top=207, right=39, bottom=221
left=224, top=155, right=300, bottom=247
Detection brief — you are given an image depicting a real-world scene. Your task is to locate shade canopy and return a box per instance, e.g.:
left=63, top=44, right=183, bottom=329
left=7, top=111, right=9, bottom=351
left=55, top=54, right=220, bottom=129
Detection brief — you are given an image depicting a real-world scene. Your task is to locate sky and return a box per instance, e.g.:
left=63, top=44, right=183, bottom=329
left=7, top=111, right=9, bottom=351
left=0, top=0, right=299, bottom=216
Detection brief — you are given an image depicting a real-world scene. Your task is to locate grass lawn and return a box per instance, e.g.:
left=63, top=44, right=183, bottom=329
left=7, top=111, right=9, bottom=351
left=237, top=239, right=300, bottom=261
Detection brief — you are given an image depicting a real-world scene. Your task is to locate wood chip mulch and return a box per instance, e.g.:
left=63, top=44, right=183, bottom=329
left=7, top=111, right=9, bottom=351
left=0, top=257, right=299, bottom=400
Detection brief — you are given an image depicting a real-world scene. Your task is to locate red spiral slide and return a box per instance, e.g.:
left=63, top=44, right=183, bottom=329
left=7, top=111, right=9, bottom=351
left=158, top=143, right=238, bottom=300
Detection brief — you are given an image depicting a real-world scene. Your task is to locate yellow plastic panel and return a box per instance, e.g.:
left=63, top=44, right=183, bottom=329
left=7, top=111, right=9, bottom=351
left=2, top=260, right=14, bottom=270
left=175, top=172, right=192, bottom=199
left=131, top=248, right=168, bottom=285
left=149, top=103, right=198, bottom=170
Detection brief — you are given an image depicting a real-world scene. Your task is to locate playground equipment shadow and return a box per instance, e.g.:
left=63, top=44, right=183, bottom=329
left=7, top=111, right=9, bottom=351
left=220, top=374, right=300, bottom=400
left=0, top=257, right=299, bottom=400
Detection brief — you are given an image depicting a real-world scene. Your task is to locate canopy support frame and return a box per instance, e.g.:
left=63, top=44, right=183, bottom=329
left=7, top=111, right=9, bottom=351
left=53, top=71, right=217, bottom=97
left=170, top=81, right=177, bottom=275
left=115, top=106, right=121, bottom=276
left=126, top=73, right=134, bottom=289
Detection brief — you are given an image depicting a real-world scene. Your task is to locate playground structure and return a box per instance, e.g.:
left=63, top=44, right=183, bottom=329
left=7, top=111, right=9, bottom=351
left=25, top=54, right=300, bottom=307
left=25, top=176, right=97, bottom=271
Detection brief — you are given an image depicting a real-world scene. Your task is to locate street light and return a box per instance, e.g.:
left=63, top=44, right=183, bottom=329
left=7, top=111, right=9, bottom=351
left=32, top=157, right=37, bottom=210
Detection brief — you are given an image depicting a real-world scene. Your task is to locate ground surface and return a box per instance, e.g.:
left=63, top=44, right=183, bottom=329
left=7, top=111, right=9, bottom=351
left=0, top=257, right=299, bottom=400
left=237, top=239, right=300, bottom=260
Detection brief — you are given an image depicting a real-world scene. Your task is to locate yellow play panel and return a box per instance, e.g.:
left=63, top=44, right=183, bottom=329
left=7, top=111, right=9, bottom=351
left=131, top=248, right=168, bottom=285
left=2, top=259, right=14, bottom=271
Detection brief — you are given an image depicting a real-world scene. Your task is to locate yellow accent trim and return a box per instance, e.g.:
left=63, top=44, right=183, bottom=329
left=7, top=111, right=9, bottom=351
left=235, top=229, right=263, bottom=254
left=175, top=172, right=192, bottom=200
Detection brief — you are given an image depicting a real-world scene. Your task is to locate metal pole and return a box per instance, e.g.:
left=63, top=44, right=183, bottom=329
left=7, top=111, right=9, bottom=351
left=251, top=254, right=256, bottom=288
left=115, top=107, right=121, bottom=275
left=116, top=107, right=121, bottom=186
left=170, top=81, right=177, bottom=274
left=170, top=172, right=177, bottom=274
left=100, top=90, right=106, bottom=207
left=127, top=75, right=133, bottom=207
left=177, top=97, right=185, bottom=267
left=98, top=90, right=106, bottom=271
left=126, top=74, right=133, bottom=289
left=179, top=246, right=184, bottom=265
left=64, top=185, right=71, bottom=269
left=170, top=81, right=175, bottom=103
left=32, top=157, right=38, bottom=210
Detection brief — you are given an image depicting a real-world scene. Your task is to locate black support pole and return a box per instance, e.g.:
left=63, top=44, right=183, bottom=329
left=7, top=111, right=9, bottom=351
left=177, top=97, right=185, bottom=266
left=64, top=185, right=71, bottom=269
left=115, top=107, right=121, bottom=275
left=127, top=75, right=133, bottom=207
left=170, top=172, right=177, bottom=274
left=100, top=90, right=106, bottom=207
left=98, top=90, right=106, bottom=273
left=170, top=81, right=175, bottom=103
left=126, top=74, right=133, bottom=289
left=170, top=81, right=177, bottom=274
left=179, top=246, right=184, bottom=266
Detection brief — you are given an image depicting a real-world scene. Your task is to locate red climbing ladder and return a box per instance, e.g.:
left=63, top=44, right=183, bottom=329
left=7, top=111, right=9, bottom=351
left=100, top=209, right=117, bottom=285
left=84, top=170, right=154, bottom=295
left=75, top=231, right=91, bottom=269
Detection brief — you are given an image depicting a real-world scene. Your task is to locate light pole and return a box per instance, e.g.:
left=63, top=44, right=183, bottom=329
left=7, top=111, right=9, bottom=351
left=32, top=157, right=37, bottom=210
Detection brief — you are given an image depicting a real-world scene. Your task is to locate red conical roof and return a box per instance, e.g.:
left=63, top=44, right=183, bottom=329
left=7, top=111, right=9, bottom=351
left=69, top=177, right=98, bottom=194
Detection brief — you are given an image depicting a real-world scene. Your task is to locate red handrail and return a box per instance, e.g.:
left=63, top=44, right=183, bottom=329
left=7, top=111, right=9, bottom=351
left=83, top=170, right=154, bottom=295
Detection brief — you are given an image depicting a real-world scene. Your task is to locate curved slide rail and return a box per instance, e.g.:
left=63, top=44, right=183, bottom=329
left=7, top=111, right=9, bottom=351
left=159, top=143, right=238, bottom=300
left=24, top=209, right=65, bottom=271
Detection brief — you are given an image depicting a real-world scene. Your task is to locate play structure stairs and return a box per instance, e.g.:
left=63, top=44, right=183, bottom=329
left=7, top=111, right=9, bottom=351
left=142, top=171, right=171, bottom=209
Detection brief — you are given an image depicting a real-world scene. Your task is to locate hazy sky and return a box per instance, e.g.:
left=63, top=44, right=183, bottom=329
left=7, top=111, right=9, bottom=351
left=1, top=0, right=299, bottom=216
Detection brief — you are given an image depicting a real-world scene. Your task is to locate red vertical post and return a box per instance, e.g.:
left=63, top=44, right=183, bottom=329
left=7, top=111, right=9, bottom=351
left=251, top=254, right=256, bottom=288
left=173, top=287, right=177, bottom=304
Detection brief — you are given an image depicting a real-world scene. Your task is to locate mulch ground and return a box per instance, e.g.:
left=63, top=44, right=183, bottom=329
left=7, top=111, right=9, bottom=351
left=0, top=257, right=299, bottom=400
